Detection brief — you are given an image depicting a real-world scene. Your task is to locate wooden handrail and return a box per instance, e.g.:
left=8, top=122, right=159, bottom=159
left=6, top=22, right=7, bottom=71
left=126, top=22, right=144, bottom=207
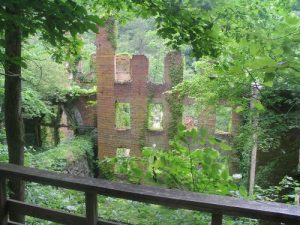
left=0, top=163, right=299, bottom=225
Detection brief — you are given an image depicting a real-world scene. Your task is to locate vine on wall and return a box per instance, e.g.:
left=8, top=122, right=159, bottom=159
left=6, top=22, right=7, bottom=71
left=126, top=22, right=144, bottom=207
left=106, top=17, right=117, bottom=50
left=167, top=53, right=184, bottom=139
left=234, top=87, right=300, bottom=187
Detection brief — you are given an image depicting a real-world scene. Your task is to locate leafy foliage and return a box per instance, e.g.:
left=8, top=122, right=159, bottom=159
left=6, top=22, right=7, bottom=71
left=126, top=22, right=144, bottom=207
left=19, top=134, right=256, bottom=225
left=100, top=126, right=239, bottom=195
left=166, top=54, right=184, bottom=138
left=255, top=176, right=300, bottom=204
left=0, top=0, right=298, bottom=224
left=48, top=85, right=97, bottom=104
left=24, top=136, right=93, bottom=171
left=117, top=18, right=170, bottom=83
left=172, top=0, right=300, bottom=188
left=22, top=89, right=54, bottom=119
left=215, top=106, right=232, bottom=133
left=175, top=0, right=300, bottom=107
left=0, top=0, right=103, bottom=64
left=24, top=136, right=93, bottom=225
left=0, top=143, right=8, bottom=162
left=96, top=0, right=224, bottom=58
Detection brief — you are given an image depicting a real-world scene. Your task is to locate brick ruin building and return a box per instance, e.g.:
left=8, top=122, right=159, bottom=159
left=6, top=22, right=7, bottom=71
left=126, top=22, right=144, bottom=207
left=96, top=24, right=181, bottom=158
left=53, top=21, right=299, bottom=184
left=95, top=23, right=240, bottom=161
left=43, top=21, right=298, bottom=185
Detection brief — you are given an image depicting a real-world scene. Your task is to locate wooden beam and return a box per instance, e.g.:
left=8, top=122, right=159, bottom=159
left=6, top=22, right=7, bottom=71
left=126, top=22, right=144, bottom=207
left=0, top=178, right=8, bottom=225
left=0, top=163, right=300, bottom=224
left=7, top=199, right=86, bottom=225
left=86, top=192, right=98, bottom=225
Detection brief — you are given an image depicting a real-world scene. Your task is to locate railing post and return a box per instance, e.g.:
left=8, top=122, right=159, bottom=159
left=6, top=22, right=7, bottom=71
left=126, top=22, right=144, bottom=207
left=0, top=178, right=8, bottom=225
left=85, top=192, right=98, bottom=225
left=211, top=213, right=223, bottom=225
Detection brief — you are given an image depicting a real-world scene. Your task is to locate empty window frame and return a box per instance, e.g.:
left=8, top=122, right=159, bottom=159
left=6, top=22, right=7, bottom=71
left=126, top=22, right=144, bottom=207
left=215, top=106, right=232, bottom=133
left=182, top=105, right=199, bottom=130
left=148, top=103, right=163, bottom=131
left=115, top=102, right=131, bottom=129
left=116, top=148, right=131, bottom=157
left=115, top=54, right=131, bottom=83
left=149, top=55, right=164, bottom=84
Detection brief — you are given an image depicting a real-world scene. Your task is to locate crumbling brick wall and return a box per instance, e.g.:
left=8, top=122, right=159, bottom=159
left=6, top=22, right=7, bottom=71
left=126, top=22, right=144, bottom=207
left=96, top=24, right=240, bottom=160
left=96, top=23, right=181, bottom=158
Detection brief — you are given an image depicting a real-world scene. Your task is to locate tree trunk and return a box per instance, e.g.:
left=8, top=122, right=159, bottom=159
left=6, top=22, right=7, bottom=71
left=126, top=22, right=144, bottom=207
left=4, top=4, right=25, bottom=223
left=249, top=83, right=260, bottom=196
left=249, top=117, right=258, bottom=195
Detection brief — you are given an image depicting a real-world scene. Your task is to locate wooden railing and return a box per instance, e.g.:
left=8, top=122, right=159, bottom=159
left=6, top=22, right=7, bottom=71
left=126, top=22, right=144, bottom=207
left=0, top=163, right=299, bottom=225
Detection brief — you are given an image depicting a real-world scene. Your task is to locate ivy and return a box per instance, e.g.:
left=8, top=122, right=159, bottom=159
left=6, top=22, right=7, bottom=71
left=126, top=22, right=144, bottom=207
left=234, top=84, right=300, bottom=187
left=106, top=17, right=118, bottom=50
left=166, top=53, right=184, bottom=139
left=48, top=85, right=97, bottom=104
left=22, top=89, right=54, bottom=119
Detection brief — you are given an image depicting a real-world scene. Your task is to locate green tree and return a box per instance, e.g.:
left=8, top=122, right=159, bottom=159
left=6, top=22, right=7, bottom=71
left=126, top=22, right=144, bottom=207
left=174, top=0, right=300, bottom=191
left=117, top=18, right=170, bottom=83
left=0, top=0, right=274, bottom=221
left=0, top=0, right=241, bottom=221
left=0, top=1, right=100, bottom=221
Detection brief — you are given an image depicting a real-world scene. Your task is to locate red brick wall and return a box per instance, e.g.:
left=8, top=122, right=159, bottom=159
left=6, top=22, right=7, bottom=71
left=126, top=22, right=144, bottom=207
left=96, top=24, right=185, bottom=159
left=96, top=23, right=116, bottom=158
left=96, top=24, right=240, bottom=161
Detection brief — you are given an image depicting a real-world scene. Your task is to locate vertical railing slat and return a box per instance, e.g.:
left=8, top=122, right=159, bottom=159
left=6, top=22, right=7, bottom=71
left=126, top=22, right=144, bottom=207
left=211, top=213, right=223, bottom=225
left=85, top=192, right=98, bottom=225
left=0, top=178, right=8, bottom=225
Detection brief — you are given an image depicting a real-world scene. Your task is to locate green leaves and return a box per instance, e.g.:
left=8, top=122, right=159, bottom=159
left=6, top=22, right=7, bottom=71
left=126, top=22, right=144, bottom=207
left=235, top=106, right=244, bottom=113
left=254, top=176, right=300, bottom=203
left=263, top=73, right=275, bottom=88
left=219, top=142, right=232, bottom=151
left=22, top=89, right=54, bottom=119
left=254, top=101, right=265, bottom=111
left=104, top=125, right=237, bottom=195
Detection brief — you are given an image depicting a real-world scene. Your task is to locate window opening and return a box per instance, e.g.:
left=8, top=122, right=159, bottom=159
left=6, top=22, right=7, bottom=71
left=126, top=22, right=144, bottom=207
left=115, top=102, right=131, bottom=129
left=116, top=148, right=131, bottom=157
left=182, top=105, right=199, bottom=130
left=215, top=106, right=232, bottom=133
left=149, top=55, right=164, bottom=84
left=148, top=103, right=163, bottom=131
left=115, top=54, right=131, bottom=83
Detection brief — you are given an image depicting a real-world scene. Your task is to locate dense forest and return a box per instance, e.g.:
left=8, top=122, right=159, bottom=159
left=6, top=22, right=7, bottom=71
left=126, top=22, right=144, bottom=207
left=0, top=0, right=300, bottom=224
